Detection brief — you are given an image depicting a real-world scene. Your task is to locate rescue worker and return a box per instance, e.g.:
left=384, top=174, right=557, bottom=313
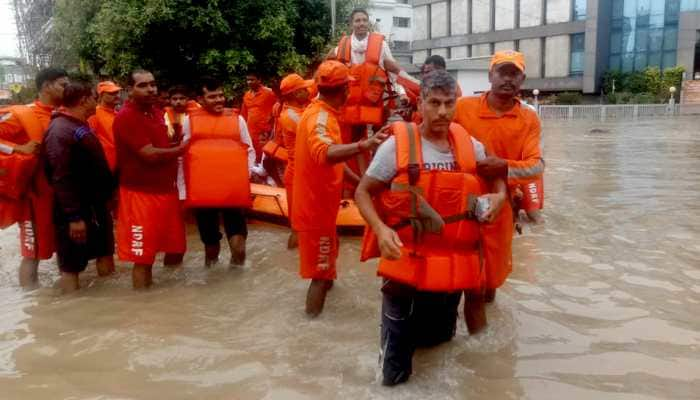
left=409, top=55, right=463, bottom=124
left=43, top=79, right=116, bottom=292
left=453, top=50, right=544, bottom=303
left=188, top=77, right=255, bottom=266
left=329, top=8, right=420, bottom=196
left=261, top=100, right=287, bottom=187
left=293, top=60, right=389, bottom=317
left=164, top=85, right=192, bottom=202
left=276, top=73, right=314, bottom=249
left=241, top=73, right=277, bottom=163
left=0, top=67, right=68, bottom=287
left=88, top=81, right=122, bottom=173
left=113, top=70, right=188, bottom=289
left=354, top=70, right=507, bottom=386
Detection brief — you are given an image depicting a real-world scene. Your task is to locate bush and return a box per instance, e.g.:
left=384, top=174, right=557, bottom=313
left=602, top=66, right=686, bottom=102
left=554, top=91, right=583, bottom=105
left=632, top=92, right=658, bottom=104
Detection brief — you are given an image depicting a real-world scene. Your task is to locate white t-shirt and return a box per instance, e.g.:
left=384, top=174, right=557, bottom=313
left=366, top=135, right=486, bottom=183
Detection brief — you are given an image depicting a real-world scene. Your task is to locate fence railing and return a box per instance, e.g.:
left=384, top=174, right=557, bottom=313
left=536, top=104, right=700, bottom=120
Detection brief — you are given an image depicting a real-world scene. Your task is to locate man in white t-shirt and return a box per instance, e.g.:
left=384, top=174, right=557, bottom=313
left=355, top=70, right=508, bottom=386
left=329, top=8, right=421, bottom=195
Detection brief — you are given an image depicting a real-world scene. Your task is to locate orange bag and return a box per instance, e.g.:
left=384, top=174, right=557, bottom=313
left=262, top=140, right=288, bottom=162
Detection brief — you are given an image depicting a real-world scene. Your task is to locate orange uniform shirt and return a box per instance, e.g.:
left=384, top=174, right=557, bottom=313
left=241, top=86, right=277, bottom=158
left=0, top=101, right=56, bottom=260
left=291, top=99, right=344, bottom=232
left=87, top=105, right=118, bottom=172
left=453, top=93, right=543, bottom=184
left=0, top=101, right=53, bottom=144
left=279, top=104, right=304, bottom=183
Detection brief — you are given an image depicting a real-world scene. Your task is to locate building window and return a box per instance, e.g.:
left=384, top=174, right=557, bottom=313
left=393, top=17, right=410, bottom=28
left=392, top=41, right=411, bottom=52
left=573, top=0, right=587, bottom=20
left=570, top=33, right=585, bottom=75
left=608, top=0, right=679, bottom=71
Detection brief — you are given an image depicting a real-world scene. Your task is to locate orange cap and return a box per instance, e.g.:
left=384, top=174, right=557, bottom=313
left=314, top=60, right=354, bottom=88
left=97, top=81, right=122, bottom=95
left=490, top=50, right=526, bottom=73
left=280, top=74, right=314, bottom=95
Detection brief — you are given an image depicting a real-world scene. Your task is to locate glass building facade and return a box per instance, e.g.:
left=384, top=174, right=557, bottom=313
left=681, top=0, right=700, bottom=11
left=609, top=0, right=681, bottom=72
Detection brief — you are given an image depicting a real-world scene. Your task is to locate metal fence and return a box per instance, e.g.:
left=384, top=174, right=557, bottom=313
left=537, top=104, right=700, bottom=121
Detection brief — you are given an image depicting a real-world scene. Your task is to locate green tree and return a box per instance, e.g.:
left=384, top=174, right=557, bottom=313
left=47, top=0, right=343, bottom=95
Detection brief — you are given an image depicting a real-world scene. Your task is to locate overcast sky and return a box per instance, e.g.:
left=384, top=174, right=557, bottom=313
left=0, top=0, right=20, bottom=57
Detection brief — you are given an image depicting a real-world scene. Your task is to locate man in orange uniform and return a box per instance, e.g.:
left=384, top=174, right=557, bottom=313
left=0, top=68, right=68, bottom=287
left=293, top=60, right=388, bottom=317
left=88, top=81, right=122, bottom=173
left=276, top=73, right=313, bottom=249
left=113, top=70, right=189, bottom=289
left=453, top=50, right=544, bottom=302
left=241, top=73, right=277, bottom=163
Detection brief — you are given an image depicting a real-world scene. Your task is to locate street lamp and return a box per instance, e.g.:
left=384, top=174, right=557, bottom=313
left=668, top=86, right=676, bottom=115
left=533, top=89, right=540, bottom=112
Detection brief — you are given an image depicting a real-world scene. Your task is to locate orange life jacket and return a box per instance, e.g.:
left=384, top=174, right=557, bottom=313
left=186, top=100, right=201, bottom=113
left=0, top=105, right=48, bottom=227
left=164, top=107, right=186, bottom=140
left=361, top=122, right=485, bottom=292
left=337, top=33, right=389, bottom=126
left=262, top=102, right=288, bottom=162
left=185, top=108, right=251, bottom=208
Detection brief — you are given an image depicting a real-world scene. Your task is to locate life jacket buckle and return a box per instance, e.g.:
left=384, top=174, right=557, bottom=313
left=407, top=163, right=420, bottom=187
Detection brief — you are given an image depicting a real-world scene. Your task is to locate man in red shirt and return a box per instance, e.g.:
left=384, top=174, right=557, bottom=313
left=113, top=70, right=189, bottom=289
left=241, top=73, right=277, bottom=163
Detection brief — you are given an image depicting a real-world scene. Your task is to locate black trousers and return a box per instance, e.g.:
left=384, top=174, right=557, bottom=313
left=380, top=279, right=461, bottom=385
left=54, top=204, right=114, bottom=273
left=194, top=208, right=247, bottom=246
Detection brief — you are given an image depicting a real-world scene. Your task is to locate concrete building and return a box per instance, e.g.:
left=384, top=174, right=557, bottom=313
left=411, top=0, right=700, bottom=95
left=368, top=0, right=415, bottom=64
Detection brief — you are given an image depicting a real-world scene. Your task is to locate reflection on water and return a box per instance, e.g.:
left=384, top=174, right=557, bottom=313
left=1, top=118, right=699, bottom=399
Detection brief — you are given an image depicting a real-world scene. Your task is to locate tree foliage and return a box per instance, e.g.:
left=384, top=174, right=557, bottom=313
left=47, top=0, right=365, bottom=95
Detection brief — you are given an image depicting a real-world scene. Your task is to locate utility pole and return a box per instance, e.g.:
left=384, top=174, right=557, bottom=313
left=331, top=0, right=336, bottom=37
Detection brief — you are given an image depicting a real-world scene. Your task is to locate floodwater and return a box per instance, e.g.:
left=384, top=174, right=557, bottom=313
left=1, top=118, right=699, bottom=400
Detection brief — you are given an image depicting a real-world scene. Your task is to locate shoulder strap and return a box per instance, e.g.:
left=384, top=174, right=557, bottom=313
left=392, top=121, right=423, bottom=186
left=337, top=35, right=352, bottom=64
left=366, top=33, right=385, bottom=65
left=448, top=123, right=476, bottom=173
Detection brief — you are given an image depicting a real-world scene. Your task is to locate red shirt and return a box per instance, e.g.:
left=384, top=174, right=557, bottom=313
left=114, top=101, right=177, bottom=193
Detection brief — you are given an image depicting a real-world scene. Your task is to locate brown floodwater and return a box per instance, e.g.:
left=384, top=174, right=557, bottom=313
left=0, top=118, right=699, bottom=399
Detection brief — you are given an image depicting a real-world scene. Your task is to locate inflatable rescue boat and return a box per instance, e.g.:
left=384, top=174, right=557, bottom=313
left=249, top=183, right=365, bottom=234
